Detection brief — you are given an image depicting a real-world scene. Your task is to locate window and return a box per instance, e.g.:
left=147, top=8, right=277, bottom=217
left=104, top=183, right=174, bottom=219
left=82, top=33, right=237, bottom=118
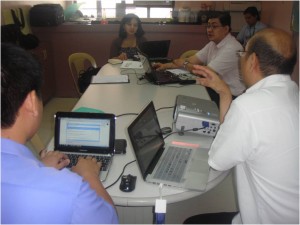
left=76, top=0, right=174, bottom=19
left=76, top=0, right=97, bottom=18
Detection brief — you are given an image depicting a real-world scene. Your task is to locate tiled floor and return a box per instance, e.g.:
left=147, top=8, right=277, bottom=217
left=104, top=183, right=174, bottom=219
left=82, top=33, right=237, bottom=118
left=27, top=98, right=79, bottom=154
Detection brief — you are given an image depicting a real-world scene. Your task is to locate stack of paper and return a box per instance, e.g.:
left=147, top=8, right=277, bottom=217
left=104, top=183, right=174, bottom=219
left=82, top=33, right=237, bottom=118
left=91, top=75, right=129, bottom=84
left=120, top=60, right=145, bottom=74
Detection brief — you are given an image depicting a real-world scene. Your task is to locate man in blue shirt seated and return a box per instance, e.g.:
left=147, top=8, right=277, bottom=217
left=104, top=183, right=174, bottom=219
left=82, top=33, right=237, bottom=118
left=236, top=6, right=267, bottom=47
left=1, top=43, right=119, bottom=224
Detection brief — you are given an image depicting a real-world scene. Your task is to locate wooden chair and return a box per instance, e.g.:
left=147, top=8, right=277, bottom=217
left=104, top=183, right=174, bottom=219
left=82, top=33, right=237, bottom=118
left=68, top=52, right=97, bottom=96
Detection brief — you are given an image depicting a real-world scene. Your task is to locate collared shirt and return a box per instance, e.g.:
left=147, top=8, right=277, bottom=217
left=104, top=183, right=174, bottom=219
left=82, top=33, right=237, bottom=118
left=196, top=33, right=246, bottom=96
left=208, top=75, right=299, bottom=223
left=1, top=138, right=119, bottom=224
left=237, top=21, right=267, bottom=46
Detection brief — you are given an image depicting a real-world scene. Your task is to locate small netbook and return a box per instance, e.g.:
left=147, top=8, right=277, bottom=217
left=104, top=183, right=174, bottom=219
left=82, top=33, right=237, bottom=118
left=127, top=101, right=210, bottom=191
left=54, top=111, right=115, bottom=181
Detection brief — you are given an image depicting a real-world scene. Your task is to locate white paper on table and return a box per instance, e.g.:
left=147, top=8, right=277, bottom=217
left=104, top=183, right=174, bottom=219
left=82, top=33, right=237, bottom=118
left=91, top=75, right=129, bottom=84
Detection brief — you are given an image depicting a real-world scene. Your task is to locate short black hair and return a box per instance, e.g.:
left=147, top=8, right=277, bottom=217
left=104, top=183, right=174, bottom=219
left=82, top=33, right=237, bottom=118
left=1, top=43, right=43, bottom=128
left=244, top=6, right=260, bottom=21
left=119, top=13, right=145, bottom=39
left=208, top=11, right=231, bottom=31
left=247, top=36, right=297, bottom=76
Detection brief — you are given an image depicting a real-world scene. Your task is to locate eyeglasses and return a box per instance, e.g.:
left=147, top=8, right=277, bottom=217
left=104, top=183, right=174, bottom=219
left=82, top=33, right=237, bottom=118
left=236, top=50, right=248, bottom=57
left=206, top=24, right=224, bottom=30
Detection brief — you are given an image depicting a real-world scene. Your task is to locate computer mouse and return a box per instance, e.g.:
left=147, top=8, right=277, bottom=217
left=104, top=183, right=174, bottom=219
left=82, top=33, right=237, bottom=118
left=108, top=58, right=122, bottom=65
left=120, top=174, right=136, bottom=192
left=161, top=127, right=172, bottom=135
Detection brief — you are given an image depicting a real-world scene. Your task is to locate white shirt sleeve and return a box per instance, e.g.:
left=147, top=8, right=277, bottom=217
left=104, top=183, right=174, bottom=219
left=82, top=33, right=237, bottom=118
left=195, top=42, right=211, bottom=65
left=207, top=45, right=241, bottom=78
left=208, top=100, right=258, bottom=171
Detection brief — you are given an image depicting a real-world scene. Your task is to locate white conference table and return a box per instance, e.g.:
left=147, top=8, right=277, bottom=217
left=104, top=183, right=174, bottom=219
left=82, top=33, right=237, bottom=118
left=47, top=63, right=229, bottom=207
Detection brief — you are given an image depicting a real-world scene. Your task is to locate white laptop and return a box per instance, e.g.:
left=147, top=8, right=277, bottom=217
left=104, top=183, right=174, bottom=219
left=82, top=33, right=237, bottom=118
left=54, top=111, right=116, bottom=181
left=127, top=101, right=210, bottom=191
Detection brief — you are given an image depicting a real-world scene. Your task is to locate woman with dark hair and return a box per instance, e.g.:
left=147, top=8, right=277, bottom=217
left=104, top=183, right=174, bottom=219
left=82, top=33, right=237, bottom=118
left=236, top=6, right=267, bottom=47
left=109, top=13, right=147, bottom=60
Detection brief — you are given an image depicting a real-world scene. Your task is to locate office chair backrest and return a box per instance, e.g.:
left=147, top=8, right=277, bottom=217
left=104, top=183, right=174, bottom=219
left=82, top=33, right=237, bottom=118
left=68, top=52, right=97, bottom=96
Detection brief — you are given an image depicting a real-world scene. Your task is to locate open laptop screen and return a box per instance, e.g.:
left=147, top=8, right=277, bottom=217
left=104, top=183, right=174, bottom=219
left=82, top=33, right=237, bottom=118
left=127, top=102, right=165, bottom=179
left=139, top=40, right=171, bottom=58
left=55, top=112, right=115, bottom=154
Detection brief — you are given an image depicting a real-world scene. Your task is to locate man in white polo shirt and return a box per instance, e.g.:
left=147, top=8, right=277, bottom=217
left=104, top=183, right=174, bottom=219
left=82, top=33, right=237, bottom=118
left=184, top=28, right=299, bottom=224
left=155, top=11, right=246, bottom=106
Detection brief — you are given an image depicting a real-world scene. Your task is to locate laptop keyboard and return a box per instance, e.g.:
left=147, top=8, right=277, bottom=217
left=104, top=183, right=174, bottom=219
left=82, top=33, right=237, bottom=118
left=153, top=146, right=192, bottom=183
left=154, top=70, right=177, bottom=78
left=66, top=154, right=112, bottom=171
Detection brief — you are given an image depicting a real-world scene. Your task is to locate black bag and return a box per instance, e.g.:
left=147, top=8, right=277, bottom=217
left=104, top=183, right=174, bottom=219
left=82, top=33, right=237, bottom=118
left=78, top=67, right=101, bottom=93
left=1, top=9, right=39, bottom=50
left=19, top=33, right=39, bottom=49
left=1, top=24, right=21, bottom=44
left=29, top=4, right=64, bottom=26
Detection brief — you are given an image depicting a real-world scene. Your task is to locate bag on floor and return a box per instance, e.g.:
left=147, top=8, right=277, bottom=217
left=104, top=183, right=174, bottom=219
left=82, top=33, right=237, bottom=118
left=78, top=66, right=101, bottom=93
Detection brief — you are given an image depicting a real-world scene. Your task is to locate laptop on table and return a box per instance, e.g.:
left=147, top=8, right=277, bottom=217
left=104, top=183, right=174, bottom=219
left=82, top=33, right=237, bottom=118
left=139, top=40, right=172, bottom=63
left=127, top=101, right=210, bottom=191
left=139, top=54, right=182, bottom=85
left=54, top=111, right=115, bottom=181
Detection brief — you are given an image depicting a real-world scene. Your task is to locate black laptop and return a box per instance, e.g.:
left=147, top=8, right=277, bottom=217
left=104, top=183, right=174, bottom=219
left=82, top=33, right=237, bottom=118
left=140, top=54, right=182, bottom=85
left=139, top=40, right=172, bottom=63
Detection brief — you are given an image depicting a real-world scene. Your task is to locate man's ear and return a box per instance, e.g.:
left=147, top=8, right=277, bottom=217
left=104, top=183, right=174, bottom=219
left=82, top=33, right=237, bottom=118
left=222, top=25, right=229, bottom=33
left=23, top=90, right=39, bottom=117
left=249, top=52, right=264, bottom=80
left=249, top=52, right=259, bottom=72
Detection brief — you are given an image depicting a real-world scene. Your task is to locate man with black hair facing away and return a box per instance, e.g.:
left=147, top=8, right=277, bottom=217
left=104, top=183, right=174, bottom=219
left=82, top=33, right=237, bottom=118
left=1, top=43, right=119, bottom=224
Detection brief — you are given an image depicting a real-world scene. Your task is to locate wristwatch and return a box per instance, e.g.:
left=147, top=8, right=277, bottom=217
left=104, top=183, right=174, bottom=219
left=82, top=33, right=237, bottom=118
left=183, top=60, right=190, bottom=69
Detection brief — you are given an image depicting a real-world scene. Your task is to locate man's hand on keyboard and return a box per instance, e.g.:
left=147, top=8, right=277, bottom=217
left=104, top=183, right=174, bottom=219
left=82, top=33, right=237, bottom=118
left=40, top=150, right=70, bottom=170
left=71, top=156, right=102, bottom=181
left=71, top=157, right=115, bottom=206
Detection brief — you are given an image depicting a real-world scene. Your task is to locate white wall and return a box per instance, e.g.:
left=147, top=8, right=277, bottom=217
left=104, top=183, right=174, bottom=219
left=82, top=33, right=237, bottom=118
left=261, top=1, right=299, bottom=85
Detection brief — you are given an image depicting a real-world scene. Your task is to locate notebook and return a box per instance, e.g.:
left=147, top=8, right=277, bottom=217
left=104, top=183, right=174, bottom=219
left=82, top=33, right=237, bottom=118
left=91, top=74, right=129, bottom=84
left=139, top=53, right=182, bottom=85
left=139, top=40, right=172, bottom=63
left=54, top=111, right=115, bottom=181
left=127, top=101, right=210, bottom=191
